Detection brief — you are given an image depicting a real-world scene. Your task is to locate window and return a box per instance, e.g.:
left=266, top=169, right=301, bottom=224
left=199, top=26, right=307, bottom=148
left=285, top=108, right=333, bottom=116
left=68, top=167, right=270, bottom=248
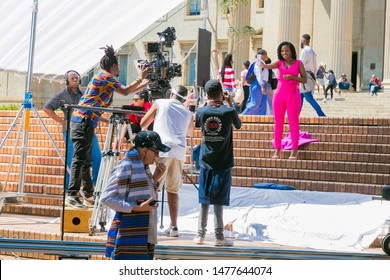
left=257, top=0, right=264, bottom=13
left=188, top=0, right=201, bottom=16
left=81, top=69, right=94, bottom=86
left=118, top=54, right=128, bottom=85
left=185, top=53, right=197, bottom=86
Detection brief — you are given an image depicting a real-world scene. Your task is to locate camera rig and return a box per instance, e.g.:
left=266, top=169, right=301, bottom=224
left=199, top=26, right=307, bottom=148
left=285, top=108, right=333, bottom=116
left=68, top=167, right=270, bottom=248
left=138, top=27, right=182, bottom=100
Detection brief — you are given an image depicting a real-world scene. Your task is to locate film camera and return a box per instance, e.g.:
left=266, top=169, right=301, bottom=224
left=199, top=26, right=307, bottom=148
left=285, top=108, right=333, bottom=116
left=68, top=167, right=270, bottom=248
left=138, top=27, right=182, bottom=99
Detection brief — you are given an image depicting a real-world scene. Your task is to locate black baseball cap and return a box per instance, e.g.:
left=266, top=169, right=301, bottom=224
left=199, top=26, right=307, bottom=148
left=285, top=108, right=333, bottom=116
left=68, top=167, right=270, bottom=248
left=134, top=131, right=170, bottom=153
left=204, top=79, right=222, bottom=94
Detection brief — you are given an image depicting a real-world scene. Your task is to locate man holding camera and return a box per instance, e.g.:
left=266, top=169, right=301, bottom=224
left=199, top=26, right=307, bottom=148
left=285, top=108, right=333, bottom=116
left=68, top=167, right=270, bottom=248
left=193, top=79, right=241, bottom=246
left=141, top=85, right=194, bottom=237
left=100, top=130, right=169, bottom=260
left=43, top=70, right=101, bottom=207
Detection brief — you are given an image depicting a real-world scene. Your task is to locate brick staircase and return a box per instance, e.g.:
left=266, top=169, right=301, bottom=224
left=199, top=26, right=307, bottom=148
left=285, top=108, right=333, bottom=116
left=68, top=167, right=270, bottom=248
left=0, top=90, right=389, bottom=217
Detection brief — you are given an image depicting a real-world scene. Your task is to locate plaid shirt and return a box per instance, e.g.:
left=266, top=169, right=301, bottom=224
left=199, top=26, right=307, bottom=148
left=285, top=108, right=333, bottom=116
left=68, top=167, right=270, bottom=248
left=71, top=70, right=122, bottom=127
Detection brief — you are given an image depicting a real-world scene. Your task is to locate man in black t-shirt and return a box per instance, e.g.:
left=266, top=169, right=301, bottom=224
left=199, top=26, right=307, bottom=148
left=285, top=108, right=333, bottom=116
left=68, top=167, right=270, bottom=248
left=193, top=79, right=241, bottom=246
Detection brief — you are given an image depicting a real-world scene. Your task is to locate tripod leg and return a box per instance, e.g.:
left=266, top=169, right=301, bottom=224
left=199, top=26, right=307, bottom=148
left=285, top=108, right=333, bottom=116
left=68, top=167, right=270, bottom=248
left=2, top=111, right=24, bottom=193
left=97, top=121, right=123, bottom=231
left=89, top=121, right=115, bottom=235
left=160, top=183, right=165, bottom=229
left=183, top=170, right=198, bottom=190
left=32, top=107, right=68, bottom=172
left=0, top=106, right=24, bottom=149
left=17, top=106, right=32, bottom=197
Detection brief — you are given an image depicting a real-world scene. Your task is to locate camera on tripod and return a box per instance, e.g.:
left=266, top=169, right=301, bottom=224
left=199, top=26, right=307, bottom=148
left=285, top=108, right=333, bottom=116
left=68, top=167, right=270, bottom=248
left=137, top=27, right=182, bottom=100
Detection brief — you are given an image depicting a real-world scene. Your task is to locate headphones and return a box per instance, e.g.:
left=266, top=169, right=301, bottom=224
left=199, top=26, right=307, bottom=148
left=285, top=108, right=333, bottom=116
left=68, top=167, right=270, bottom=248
left=64, top=70, right=81, bottom=86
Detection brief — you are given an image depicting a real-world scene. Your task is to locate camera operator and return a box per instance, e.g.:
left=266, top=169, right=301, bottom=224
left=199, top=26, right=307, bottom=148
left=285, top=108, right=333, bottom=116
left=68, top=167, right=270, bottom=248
left=67, top=45, right=151, bottom=208
left=193, top=79, right=241, bottom=246
left=140, top=85, right=194, bottom=237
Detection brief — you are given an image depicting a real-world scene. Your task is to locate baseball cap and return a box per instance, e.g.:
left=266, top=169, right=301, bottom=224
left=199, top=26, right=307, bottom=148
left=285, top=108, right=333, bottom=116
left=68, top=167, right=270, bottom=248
left=204, top=79, right=222, bottom=94
left=134, top=131, right=170, bottom=153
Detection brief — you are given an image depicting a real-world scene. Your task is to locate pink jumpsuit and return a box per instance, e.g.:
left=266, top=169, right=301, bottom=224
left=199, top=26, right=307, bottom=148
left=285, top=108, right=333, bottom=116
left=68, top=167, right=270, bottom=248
left=272, top=59, right=301, bottom=150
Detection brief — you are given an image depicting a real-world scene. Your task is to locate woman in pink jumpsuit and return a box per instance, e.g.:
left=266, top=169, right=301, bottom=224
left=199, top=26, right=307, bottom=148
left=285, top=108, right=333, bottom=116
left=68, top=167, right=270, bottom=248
left=261, top=42, right=307, bottom=160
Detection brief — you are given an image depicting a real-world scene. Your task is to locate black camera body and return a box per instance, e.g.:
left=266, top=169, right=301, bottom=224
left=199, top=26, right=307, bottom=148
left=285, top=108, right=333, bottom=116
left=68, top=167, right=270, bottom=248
left=138, top=27, right=182, bottom=100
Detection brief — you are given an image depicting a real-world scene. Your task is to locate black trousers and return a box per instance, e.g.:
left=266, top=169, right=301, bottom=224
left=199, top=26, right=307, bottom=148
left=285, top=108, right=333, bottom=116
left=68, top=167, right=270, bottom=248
left=68, top=120, right=94, bottom=195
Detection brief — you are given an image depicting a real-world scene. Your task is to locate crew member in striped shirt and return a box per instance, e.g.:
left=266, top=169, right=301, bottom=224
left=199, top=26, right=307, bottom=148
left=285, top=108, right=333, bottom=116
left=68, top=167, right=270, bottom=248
left=66, top=45, right=150, bottom=208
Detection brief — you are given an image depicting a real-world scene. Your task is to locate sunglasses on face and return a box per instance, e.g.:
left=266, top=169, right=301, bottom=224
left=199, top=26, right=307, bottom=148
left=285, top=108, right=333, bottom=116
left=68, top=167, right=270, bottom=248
left=133, top=97, right=141, bottom=101
left=148, top=148, right=160, bottom=155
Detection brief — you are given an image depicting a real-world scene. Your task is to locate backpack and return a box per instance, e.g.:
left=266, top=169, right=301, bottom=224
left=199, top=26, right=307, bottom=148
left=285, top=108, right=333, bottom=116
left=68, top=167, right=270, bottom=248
left=246, top=62, right=256, bottom=84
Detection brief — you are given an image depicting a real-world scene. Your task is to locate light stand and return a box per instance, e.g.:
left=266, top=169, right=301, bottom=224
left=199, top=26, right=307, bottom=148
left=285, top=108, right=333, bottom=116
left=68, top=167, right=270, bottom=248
left=0, top=0, right=65, bottom=207
left=17, top=0, right=39, bottom=198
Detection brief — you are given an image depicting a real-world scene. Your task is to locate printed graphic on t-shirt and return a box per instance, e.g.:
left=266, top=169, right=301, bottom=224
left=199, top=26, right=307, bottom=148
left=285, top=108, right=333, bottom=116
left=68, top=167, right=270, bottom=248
left=203, top=116, right=224, bottom=142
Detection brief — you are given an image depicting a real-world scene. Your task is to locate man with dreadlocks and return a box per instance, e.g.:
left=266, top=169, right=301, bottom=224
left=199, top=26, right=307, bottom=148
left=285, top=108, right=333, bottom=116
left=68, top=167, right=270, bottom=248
left=67, top=45, right=150, bottom=208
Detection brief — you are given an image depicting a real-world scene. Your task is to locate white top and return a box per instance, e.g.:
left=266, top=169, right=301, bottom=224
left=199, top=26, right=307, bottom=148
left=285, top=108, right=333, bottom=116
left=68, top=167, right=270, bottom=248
left=255, top=59, right=269, bottom=85
left=153, top=99, right=192, bottom=161
left=300, top=45, right=317, bottom=72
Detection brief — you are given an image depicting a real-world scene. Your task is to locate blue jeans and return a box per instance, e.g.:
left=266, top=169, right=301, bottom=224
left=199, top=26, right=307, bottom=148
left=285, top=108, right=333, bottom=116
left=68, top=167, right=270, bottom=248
left=64, top=125, right=102, bottom=192
left=300, top=92, right=326, bottom=117
left=338, top=82, right=350, bottom=90
left=368, top=82, right=381, bottom=95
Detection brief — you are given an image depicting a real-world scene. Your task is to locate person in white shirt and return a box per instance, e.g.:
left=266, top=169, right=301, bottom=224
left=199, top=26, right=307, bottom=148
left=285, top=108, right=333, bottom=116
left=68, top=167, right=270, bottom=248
left=141, top=85, right=194, bottom=237
left=241, top=51, right=269, bottom=115
left=299, top=34, right=326, bottom=117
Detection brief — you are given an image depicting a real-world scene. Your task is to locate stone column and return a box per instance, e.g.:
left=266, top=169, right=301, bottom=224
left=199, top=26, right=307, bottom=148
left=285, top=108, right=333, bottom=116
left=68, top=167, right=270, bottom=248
left=278, top=0, right=301, bottom=49
left=382, top=0, right=390, bottom=88
left=233, top=2, right=251, bottom=76
left=329, top=0, right=354, bottom=81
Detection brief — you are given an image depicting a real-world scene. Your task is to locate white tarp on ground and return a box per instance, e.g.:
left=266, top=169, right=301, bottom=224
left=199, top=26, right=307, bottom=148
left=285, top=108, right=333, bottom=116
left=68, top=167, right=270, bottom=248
left=0, top=0, right=184, bottom=76
left=157, top=184, right=390, bottom=252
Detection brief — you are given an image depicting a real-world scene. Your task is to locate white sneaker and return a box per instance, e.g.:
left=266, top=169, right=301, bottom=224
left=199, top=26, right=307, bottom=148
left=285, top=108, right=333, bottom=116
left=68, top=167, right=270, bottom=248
left=322, top=98, right=327, bottom=102
left=193, top=236, right=204, bottom=245
left=164, top=226, right=179, bottom=237
left=214, top=238, right=234, bottom=246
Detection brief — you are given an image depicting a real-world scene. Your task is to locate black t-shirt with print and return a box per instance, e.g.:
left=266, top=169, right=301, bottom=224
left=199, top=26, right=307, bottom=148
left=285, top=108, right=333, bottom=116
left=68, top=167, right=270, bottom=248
left=195, top=104, right=241, bottom=170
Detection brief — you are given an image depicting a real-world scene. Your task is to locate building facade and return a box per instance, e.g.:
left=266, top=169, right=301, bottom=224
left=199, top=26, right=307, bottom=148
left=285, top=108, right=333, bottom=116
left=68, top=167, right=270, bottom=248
left=1, top=0, right=389, bottom=108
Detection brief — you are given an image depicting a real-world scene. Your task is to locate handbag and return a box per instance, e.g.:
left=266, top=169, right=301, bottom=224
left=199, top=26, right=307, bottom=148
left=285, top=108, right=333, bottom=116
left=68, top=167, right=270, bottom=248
left=234, top=83, right=244, bottom=104
left=246, top=72, right=256, bottom=84
left=268, top=69, right=278, bottom=90
left=246, top=62, right=256, bottom=84
left=270, top=77, right=278, bottom=90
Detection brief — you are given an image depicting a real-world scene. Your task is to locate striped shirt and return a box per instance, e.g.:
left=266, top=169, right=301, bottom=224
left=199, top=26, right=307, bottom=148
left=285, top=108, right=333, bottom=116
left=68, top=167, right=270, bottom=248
left=219, top=66, right=236, bottom=91
left=100, top=148, right=157, bottom=244
left=71, top=70, right=122, bottom=127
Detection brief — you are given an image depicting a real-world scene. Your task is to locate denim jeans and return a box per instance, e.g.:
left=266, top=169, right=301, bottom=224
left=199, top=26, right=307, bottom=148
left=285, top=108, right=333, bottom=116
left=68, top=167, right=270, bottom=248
left=68, top=121, right=95, bottom=195
left=300, top=92, right=326, bottom=117
left=62, top=130, right=101, bottom=189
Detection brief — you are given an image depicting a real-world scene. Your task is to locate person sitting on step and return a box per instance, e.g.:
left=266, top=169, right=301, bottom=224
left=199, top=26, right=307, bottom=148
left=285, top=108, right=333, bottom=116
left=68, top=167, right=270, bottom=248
left=337, top=73, right=350, bottom=94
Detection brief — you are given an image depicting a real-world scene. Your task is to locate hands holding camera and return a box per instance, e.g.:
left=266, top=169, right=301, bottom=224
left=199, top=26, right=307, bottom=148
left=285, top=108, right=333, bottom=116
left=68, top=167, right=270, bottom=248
left=133, top=64, right=152, bottom=89
left=222, top=91, right=233, bottom=107
left=134, top=197, right=159, bottom=212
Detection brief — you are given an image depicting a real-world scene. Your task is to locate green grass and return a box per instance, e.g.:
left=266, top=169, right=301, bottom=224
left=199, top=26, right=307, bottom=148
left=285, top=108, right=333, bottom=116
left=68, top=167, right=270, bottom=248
left=0, top=104, right=20, bottom=110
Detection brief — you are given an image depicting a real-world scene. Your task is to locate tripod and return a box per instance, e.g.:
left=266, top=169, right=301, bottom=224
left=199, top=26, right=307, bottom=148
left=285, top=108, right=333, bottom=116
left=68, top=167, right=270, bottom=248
left=0, top=0, right=65, bottom=204
left=88, top=112, right=134, bottom=235
left=0, top=104, right=66, bottom=199
left=60, top=105, right=144, bottom=239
